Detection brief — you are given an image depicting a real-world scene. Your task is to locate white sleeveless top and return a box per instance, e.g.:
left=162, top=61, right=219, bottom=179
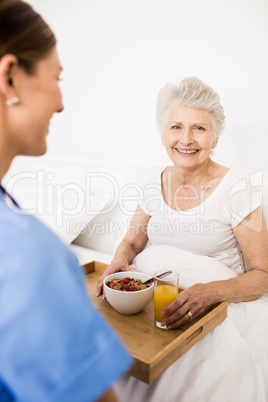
left=140, top=169, right=262, bottom=274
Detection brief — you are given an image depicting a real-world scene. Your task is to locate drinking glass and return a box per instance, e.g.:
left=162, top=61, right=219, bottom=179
left=154, top=270, right=179, bottom=329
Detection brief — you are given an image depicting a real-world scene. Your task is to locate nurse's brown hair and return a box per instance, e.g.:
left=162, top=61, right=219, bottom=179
left=0, top=0, right=56, bottom=74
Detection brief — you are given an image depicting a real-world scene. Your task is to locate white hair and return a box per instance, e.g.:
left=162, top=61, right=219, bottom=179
left=156, top=77, right=225, bottom=139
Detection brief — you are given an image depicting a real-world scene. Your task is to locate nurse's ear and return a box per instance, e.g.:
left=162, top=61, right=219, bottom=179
left=0, top=54, right=19, bottom=102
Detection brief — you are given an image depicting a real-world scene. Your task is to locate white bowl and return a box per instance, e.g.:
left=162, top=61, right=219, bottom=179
left=103, top=271, right=154, bottom=314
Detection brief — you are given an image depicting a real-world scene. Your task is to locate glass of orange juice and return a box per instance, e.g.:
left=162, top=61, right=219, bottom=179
left=154, top=270, right=179, bottom=329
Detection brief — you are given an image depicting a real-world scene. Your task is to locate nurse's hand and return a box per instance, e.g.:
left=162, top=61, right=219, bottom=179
left=160, top=283, right=214, bottom=329
left=96, top=259, right=131, bottom=298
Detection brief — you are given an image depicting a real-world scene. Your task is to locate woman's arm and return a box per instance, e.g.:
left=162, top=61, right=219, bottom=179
left=161, top=206, right=268, bottom=329
left=96, top=204, right=151, bottom=297
left=221, top=206, right=268, bottom=300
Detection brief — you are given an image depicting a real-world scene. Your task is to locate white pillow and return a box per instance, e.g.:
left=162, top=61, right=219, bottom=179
left=13, top=189, right=111, bottom=245
left=41, top=193, right=111, bottom=244
left=130, top=244, right=237, bottom=287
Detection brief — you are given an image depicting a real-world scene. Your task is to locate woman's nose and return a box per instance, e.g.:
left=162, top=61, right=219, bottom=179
left=57, top=103, right=64, bottom=113
left=179, top=128, right=194, bottom=145
left=57, top=98, right=64, bottom=113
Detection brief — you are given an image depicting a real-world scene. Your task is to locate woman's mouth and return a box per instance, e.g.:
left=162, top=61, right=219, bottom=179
left=175, top=148, right=199, bottom=156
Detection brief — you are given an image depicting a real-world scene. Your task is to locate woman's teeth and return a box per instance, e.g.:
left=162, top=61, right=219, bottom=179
left=176, top=149, right=199, bottom=154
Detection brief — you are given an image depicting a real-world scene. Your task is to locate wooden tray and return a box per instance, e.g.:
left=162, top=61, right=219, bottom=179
left=84, top=261, right=227, bottom=384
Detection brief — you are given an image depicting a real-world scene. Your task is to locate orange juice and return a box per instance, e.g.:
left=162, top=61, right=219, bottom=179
left=154, top=284, right=178, bottom=322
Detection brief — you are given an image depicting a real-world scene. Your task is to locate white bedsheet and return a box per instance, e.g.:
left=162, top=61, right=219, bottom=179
left=114, top=245, right=268, bottom=402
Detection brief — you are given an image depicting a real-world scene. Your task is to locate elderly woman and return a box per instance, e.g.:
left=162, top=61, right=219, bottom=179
left=97, top=76, right=268, bottom=329
left=0, top=1, right=132, bottom=400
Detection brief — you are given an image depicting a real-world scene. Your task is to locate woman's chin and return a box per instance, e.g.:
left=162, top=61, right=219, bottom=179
left=171, top=155, right=199, bottom=167
left=35, top=145, right=47, bottom=156
left=21, top=143, right=47, bottom=157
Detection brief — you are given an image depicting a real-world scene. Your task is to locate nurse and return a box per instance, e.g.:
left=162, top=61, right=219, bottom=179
left=0, top=1, right=132, bottom=401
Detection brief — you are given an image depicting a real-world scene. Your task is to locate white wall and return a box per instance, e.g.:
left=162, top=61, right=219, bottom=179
left=26, top=0, right=268, bottom=171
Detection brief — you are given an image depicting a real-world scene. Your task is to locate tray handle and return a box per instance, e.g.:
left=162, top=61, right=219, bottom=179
left=185, top=326, right=203, bottom=345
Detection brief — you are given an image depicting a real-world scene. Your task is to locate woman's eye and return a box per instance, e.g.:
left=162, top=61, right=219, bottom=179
left=195, top=126, right=205, bottom=131
left=171, top=125, right=180, bottom=130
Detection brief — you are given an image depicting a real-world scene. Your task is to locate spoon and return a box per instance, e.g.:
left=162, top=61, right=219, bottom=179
left=143, top=270, right=173, bottom=285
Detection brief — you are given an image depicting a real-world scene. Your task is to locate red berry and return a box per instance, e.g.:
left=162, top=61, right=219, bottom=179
left=128, top=286, right=138, bottom=291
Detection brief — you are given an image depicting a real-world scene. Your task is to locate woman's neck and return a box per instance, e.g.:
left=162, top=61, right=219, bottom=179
left=0, top=104, right=13, bottom=181
left=0, top=152, right=13, bottom=182
left=171, top=159, right=216, bottom=186
left=0, top=131, right=14, bottom=182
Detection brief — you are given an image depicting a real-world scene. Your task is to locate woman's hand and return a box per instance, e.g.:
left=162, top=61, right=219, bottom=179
left=160, top=283, right=215, bottom=329
left=96, top=259, right=131, bottom=298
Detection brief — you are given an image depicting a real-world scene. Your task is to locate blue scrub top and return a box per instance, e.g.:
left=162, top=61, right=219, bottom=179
left=0, top=190, right=132, bottom=401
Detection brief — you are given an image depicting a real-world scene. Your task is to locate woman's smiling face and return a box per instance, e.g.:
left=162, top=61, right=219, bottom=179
left=162, top=104, right=217, bottom=169
left=6, top=47, right=64, bottom=157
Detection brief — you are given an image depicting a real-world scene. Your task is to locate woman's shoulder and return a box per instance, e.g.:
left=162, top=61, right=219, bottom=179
left=218, top=167, right=251, bottom=190
left=214, top=166, right=262, bottom=213
left=211, top=162, right=253, bottom=181
left=210, top=163, right=243, bottom=189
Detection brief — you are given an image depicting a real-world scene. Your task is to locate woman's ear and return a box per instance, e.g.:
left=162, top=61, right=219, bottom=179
left=0, top=54, right=19, bottom=100
left=212, top=137, right=219, bottom=149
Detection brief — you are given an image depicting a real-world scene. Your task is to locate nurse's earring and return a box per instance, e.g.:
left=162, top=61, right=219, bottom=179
left=6, top=97, right=19, bottom=106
